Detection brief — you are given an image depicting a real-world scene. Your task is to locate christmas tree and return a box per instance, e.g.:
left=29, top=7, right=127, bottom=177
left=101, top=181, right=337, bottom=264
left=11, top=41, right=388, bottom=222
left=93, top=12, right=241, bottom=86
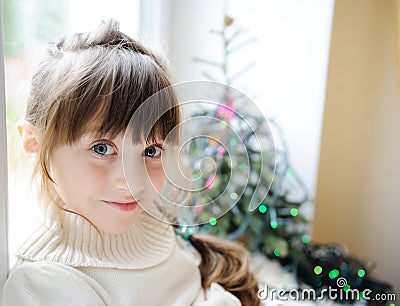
left=188, top=12, right=311, bottom=266
left=174, top=13, right=393, bottom=305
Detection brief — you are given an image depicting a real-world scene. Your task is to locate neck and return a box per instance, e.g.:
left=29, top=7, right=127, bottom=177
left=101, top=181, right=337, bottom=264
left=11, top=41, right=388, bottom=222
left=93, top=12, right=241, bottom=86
left=16, top=204, right=176, bottom=269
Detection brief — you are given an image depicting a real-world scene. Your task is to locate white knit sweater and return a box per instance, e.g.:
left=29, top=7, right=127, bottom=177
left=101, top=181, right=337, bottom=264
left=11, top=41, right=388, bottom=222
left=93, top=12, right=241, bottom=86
left=2, top=207, right=241, bottom=306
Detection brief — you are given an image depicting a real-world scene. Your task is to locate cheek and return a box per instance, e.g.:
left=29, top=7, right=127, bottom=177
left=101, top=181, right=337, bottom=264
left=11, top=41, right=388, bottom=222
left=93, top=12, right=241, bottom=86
left=83, top=163, right=109, bottom=190
left=146, top=164, right=166, bottom=193
left=53, top=154, right=108, bottom=197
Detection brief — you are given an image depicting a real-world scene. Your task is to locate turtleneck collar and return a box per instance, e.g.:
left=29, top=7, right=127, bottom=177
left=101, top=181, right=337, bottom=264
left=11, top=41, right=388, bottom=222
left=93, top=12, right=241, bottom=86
left=16, top=205, right=176, bottom=270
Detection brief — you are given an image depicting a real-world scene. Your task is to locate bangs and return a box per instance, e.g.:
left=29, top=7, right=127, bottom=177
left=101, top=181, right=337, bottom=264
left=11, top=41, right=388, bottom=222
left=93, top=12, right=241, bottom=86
left=87, top=93, right=180, bottom=145
left=46, top=47, right=180, bottom=147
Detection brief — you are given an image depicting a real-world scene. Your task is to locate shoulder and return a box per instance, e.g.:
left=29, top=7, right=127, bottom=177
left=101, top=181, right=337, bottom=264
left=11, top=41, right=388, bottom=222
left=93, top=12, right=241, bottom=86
left=3, top=261, right=109, bottom=306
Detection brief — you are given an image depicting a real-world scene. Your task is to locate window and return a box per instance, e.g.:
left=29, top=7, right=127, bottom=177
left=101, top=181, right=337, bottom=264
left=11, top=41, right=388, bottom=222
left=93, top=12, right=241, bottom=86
left=0, top=0, right=141, bottom=295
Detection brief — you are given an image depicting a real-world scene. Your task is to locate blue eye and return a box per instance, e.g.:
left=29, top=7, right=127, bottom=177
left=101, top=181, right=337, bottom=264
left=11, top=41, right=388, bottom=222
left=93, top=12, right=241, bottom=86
left=143, top=145, right=163, bottom=158
left=92, top=143, right=116, bottom=155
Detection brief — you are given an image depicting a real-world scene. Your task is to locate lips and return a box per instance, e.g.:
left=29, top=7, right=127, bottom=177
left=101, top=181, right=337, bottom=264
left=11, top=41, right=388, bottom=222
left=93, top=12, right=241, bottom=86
left=102, top=200, right=138, bottom=212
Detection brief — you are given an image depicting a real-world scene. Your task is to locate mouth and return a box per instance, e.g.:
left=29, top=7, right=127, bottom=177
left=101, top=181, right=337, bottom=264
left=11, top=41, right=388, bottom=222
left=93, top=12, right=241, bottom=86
left=102, top=200, right=138, bottom=212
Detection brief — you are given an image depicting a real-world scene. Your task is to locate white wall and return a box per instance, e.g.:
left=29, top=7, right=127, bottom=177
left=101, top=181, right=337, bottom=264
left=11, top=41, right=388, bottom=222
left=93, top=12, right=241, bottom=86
left=68, top=0, right=140, bottom=34
left=147, top=0, right=335, bottom=199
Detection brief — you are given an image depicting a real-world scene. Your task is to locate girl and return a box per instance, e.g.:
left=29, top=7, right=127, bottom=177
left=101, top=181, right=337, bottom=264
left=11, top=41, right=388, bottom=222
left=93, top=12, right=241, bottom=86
left=2, top=20, right=260, bottom=305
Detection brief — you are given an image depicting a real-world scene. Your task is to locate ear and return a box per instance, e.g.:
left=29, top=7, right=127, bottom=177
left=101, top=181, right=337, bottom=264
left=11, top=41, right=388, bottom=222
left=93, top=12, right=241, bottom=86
left=16, top=119, right=40, bottom=154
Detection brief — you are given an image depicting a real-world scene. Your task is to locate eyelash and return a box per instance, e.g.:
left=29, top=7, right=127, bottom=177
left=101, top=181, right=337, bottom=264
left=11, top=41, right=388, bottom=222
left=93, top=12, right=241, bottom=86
left=90, top=142, right=165, bottom=159
left=142, top=144, right=166, bottom=159
left=91, top=142, right=116, bottom=157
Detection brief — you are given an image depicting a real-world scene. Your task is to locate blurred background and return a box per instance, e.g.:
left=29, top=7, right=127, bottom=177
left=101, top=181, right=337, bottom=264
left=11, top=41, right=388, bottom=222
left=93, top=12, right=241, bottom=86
left=1, top=0, right=399, bottom=301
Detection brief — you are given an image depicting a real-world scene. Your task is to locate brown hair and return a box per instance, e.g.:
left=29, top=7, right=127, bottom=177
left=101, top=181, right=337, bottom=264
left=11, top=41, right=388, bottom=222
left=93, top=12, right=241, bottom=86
left=189, top=234, right=261, bottom=305
left=26, top=20, right=260, bottom=305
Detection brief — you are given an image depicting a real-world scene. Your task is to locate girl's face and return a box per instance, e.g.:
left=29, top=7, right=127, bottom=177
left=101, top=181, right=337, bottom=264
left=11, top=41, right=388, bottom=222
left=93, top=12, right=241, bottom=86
left=51, top=132, right=167, bottom=234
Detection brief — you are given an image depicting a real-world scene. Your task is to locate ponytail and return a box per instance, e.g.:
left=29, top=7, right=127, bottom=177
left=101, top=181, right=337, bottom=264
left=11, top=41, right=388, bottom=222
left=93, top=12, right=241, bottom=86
left=188, top=234, right=260, bottom=306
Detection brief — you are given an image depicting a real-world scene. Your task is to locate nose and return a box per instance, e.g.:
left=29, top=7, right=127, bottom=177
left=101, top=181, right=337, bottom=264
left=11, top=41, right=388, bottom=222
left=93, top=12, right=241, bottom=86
left=112, top=158, right=129, bottom=190
left=112, top=157, right=146, bottom=198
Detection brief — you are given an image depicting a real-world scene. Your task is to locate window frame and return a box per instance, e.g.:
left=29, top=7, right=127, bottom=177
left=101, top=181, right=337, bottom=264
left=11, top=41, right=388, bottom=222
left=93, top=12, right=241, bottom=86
left=0, top=0, right=10, bottom=299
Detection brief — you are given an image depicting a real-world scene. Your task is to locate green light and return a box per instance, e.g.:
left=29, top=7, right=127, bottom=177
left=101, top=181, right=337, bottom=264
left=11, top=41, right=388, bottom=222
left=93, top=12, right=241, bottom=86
left=389, top=304, right=395, bottom=306
left=343, top=285, right=350, bottom=292
left=314, top=266, right=322, bottom=275
left=358, top=269, right=366, bottom=277
left=270, top=221, right=278, bottom=229
left=302, top=235, right=311, bottom=244
left=258, top=205, right=267, bottom=214
left=273, top=248, right=280, bottom=257
left=239, top=163, right=248, bottom=170
left=209, top=218, right=217, bottom=226
left=359, top=292, right=364, bottom=299
left=285, top=168, right=296, bottom=178
left=192, top=173, right=201, bottom=179
left=230, top=138, right=238, bottom=146
left=290, top=208, right=299, bottom=217
left=329, top=269, right=339, bottom=279
left=230, top=192, right=238, bottom=200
